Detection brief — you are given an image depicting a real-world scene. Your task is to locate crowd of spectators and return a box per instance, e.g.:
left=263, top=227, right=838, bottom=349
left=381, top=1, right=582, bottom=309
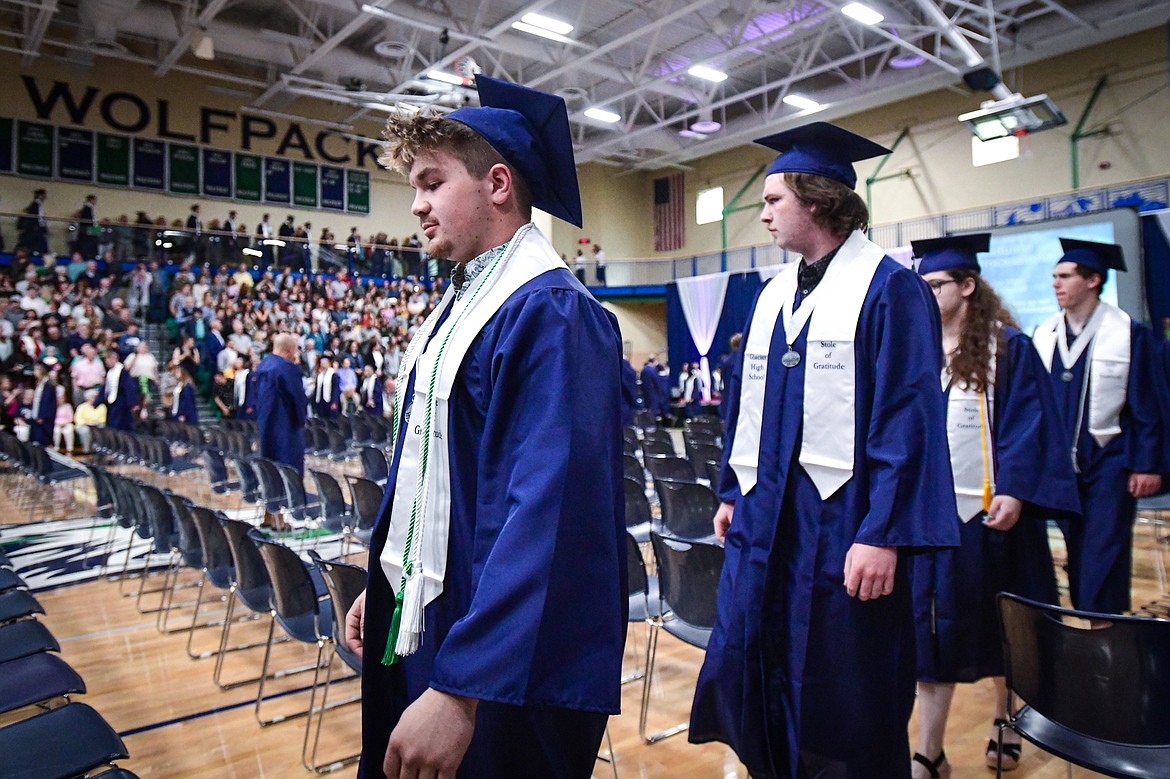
left=5, top=187, right=448, bottom=280
left=0, top=214, right=448, bottom=451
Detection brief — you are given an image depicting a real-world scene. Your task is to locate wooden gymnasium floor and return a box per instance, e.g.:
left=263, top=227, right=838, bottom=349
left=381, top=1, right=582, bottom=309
left=2, top=444, right=1167, bottom=779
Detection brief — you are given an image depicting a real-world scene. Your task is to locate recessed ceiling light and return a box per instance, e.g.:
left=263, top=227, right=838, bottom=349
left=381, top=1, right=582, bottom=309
left=783, top=94, right=823, bottom=112
left=841, top=2, right=884, bottom=25
left=520, top=12, right=573, bottom=36
left=690, top=120, right=722, bottom=133
left=585, top=107, right=621, bottom=123
left=426, top=70, right=465, bottom=85
left=511, top=21, right=573, bottom=43
left=688, top=65, right=728, bottom=83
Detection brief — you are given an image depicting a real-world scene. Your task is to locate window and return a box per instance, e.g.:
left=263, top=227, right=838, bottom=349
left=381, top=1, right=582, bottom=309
left=971, top=135, right=1019, bottom=167
left=696, top=186, right=724, bottom=225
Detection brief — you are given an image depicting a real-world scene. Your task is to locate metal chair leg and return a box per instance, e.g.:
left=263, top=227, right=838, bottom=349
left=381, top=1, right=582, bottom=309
left=638, top=619, right=688, bottom=744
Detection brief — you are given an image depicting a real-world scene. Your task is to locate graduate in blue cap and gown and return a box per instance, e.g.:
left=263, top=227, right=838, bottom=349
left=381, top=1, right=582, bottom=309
left=254, top=334, right=308, bottom=477
left=29, top=363, right=56, bottom=445
left=1032, top=238, right=1170, bottom=614
left=169, top=366, right=198, bottom=426
left=344, top=75, right=626, bottom=779
left=909, top=234, right=1080, bottom=778
left=102, top=349, right=140, bottom=431
left=640, top=355, right=663, bottom=418
left=689, top=122, right=958, bottom=779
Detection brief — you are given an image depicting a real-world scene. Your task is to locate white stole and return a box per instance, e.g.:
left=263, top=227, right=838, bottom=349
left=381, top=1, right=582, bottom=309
left=317, top=368, right=335, bottom=403
left=944, top=335, right=996, bottom=523
left=33, top=380, right=46, bottom=417
left=1032, top=302, right=1130, bottom=448
left=361, top=375, right=378, bottom=404
left=235, top=368, right=249, bottom=406
left=171, top=382, right=184, bottom=417
left=728, top=230, right=884, bottom=499
left=380, top=223, right=563, bottom=659
left=106, top=363, right=121, bottom=404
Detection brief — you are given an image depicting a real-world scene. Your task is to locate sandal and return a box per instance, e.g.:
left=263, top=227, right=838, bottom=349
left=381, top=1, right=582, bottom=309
left=986, top=718, right=1021, bottom=770
left=912, top=750, right=950, bottom=779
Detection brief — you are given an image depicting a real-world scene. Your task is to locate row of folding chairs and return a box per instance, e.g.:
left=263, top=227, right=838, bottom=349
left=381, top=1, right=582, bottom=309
left=623, top=529, right=723, bottom=745
left=204, top=428, right=254, bottom=459
left=91, top=427, right=202, bottom=477
left=305, top=413, right=391, bottom=460
left=0, top=433, right=89, bottom=521
left=623, top=475, right=721, bottom=544
left=170, top=504, right=368, bottom=772
left=0, top=550, right=140, bottom=778
left=153, top=418, right=206, bottom=448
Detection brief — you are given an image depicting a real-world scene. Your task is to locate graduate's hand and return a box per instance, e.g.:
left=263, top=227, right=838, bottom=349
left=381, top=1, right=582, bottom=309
left=713, top=501, right=734, bottom=543
left=384, top=688, right=477, bottom=779
left=843, top=543, right=896, bottom=601
left=983, top=495, right=1023, bottom=532
left=345, top=589, right=366, bottom=658
left=1129, top=473, right=1162, bottom=498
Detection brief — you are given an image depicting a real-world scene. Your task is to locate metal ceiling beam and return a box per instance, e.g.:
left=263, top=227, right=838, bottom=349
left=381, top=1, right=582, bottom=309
left=527, top=0, right=723, bottom=88
left=251, top=0, right=397, bottom=107
left=20, top=0, right=57, bottom=67
left=154, top=0, right=232, bottom=76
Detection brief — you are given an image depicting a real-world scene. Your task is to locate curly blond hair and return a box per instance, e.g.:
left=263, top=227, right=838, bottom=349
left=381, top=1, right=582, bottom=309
left=379, top=113, right=500, bottom=178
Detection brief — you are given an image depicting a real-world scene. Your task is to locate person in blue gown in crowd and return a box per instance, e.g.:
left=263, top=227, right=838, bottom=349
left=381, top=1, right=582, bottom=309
left=1032, top=239, right=1170, bottom=615
left=29, top=363, right=56, bottom=445
left=102, top=349, right=140, bottom=431
left=169, top=367, right=198, bottom=426
left=620, top=354, right=639, bottom=426
left=344, top=75, right=626, bottom=779
left=640, top=355, right=662, bottom=420
left=689, top=122, right=958, bottom=779
left=254, top=333, right=308, bottom=478
left=909, top=234, right=1080, bottom=778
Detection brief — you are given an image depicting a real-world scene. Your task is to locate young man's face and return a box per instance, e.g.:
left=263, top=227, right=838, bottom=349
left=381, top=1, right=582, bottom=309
left=408, top=148, right=493, bottom=263
left=760, top=174, right=820, bottom=255
left=1053, top=262, right=1098, bottom=311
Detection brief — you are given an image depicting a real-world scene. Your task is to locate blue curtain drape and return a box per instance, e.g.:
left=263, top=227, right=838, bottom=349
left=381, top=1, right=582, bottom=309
left=667, top=270, right=764, bottom=373
left=1142, top=213, right=1170, bottom=337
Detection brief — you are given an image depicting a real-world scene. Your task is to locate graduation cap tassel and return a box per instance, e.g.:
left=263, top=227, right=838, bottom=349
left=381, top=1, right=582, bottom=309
left=979, top=390, right=993, bottom=513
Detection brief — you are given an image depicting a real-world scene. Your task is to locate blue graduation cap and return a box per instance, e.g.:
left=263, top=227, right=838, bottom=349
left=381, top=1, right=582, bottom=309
left=447, top=75, right=583, bottom=228
left=754, top=121, right=890, bottom=189
left=913, top=233, right=991, bottom=275
left=1058, top=238, right=1127, bottom=274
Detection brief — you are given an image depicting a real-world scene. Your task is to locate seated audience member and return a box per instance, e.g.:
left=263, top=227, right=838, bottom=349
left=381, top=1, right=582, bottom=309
left=52, top=386, right=74, bottom=452
left=74, top=388, right=106, bottom=453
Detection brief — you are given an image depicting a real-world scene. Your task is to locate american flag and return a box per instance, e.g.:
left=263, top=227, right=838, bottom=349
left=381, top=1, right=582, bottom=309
left=654, top=172, right=685, bottom=252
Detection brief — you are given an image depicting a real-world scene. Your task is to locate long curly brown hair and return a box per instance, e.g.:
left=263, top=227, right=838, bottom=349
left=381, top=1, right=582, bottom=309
left=947, top=269, right=1019, bottom=393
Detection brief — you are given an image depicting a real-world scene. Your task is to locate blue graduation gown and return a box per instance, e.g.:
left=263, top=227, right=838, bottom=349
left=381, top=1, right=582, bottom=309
left=31, top=381, right=56, bottom=445
left=315, top=374, right=341, bottom=418
left=913, top=326, right=1080, bottom=683
left=620, top=359, right=638, bottom=426
left=362, top=380, right=384, bottom=415
left=255, top=355, right=308, bottom=477
left=639, top=363, right=660, bottom=415
left=106, top=369, right=140, bottom=432
left=359, top=270, right=626, bottom=778
left=171, top=384, right=198, bottom=426
left=1044, top=319, right=1170, bottom=613
left=690, top=259, right=958, bottom=779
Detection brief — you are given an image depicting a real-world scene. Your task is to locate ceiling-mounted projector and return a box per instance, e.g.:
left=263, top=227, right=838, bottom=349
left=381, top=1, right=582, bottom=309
left=959, top=93, right=1067, bottom=142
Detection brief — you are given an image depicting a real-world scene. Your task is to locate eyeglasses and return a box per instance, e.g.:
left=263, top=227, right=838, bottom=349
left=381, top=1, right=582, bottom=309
left=927, top=279, right=957, bottom=295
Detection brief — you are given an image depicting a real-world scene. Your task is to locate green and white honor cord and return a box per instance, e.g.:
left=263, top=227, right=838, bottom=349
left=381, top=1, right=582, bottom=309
left=383, top=242, right=510, bottom=665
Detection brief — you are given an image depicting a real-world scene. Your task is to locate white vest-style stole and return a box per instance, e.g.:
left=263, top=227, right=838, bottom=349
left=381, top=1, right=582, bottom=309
left=1032, top=302, right=1130, bottom=452
left=944, top=335, right=997, bottom=523
left=729, top=230, right=884, bottom=500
